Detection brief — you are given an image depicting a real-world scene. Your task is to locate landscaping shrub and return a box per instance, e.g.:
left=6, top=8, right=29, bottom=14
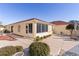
left=35, top=35, right=51, bottom=41
left=15, top=46, right=23, bottom=52
left=29, top=42, right=50, bottom=56
left=0, top=46, right=23, bottom=56
left=40, top=37, right=43, bottom=40
left=43, top=36, right=47, bottom=38
left=35, top=36, right=42, bottom=41
left=4, top=29, right=11, bottom=33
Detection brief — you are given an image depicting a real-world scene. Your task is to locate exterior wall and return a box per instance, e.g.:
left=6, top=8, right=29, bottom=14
left=6, top=19, right=53, bottom=38
left=6, top=20, right=35, bottom=38
left=53, top=24, right=70, bottom=35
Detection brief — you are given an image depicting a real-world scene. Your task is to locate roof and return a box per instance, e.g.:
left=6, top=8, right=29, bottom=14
left=69, top=21, right=79, bottom=25
left=7, top=18, right=51, bottom=25
left=50, top=21, right=69, bottom=25
left=0, top=25, right=5, bottom=28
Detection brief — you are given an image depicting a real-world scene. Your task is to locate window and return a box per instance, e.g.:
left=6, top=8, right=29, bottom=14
left=18, top=25, right=21, bottom=32
left=29, top=23, right=33, bottom=33
left=11, top=26, right=13, bottom=32
left=46, top=25, right=48, bottom=32
left=37, top=23, right=42, bottom=33
left=44, top=25, right=46, bottom=32
left=26, top=25, right=28, bottom=33
left=42, top=24, right=45, bottom=32
left=26, top=23, right=33, bottom=33
left=37, top=23, right=48, bottom=33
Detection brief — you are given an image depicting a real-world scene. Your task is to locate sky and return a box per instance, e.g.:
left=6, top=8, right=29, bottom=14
left=0, top=3, right=79, bottom=25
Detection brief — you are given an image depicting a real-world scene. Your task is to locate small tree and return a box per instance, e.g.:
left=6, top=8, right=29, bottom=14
left=66, top=24, right=74, bottom=37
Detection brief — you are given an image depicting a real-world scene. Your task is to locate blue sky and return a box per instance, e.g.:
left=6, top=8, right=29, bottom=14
left=0, top=3, right=79, bottom=25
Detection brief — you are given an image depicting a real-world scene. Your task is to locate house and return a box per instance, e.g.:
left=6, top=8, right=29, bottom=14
left=50, top=21, right=70, bottom=35
left=0, top=25, right=5, bottom=35
left=6, top=18, right=53, bottom=38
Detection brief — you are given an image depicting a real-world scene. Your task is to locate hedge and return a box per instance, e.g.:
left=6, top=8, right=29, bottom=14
left=35, top=34, right=51, bottom=41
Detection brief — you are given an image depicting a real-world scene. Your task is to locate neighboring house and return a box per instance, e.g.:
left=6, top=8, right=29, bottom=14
left=0, top=25, right=5, bottom=34
left=50, top=21, right=70, bottom=35
left=6, top=18, right=53, bottom=38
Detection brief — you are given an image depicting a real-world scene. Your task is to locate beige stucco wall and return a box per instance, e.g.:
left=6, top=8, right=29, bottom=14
left=6, top=19, right=53, bottom=38
left=53, top=24, right=70, bottom=35
left=6, top=20, right=35, bottom=38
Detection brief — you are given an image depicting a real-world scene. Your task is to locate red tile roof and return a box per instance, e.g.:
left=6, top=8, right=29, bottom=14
left=50, top=21, right=69, bottom=25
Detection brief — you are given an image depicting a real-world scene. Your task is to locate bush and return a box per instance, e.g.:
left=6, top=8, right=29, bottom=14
left=35, top=36, right=43, bottom=41
left=0, top=46, right=23, bottom=56
left=4, top=29, right=11, bottom=33
left=15, top=46, right=23, bottom=52
left=43, top=36, right=47, bottom=38
left=29, top=42, right=50, bottom=56
left=35, top=35, right=51, bottom=41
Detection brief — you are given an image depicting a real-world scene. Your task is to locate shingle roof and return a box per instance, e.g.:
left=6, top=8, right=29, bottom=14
left=6, top=18, right=51, bottom=25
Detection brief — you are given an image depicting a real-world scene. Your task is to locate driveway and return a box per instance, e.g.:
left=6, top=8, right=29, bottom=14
left=42, top=35, right=79, bottom=56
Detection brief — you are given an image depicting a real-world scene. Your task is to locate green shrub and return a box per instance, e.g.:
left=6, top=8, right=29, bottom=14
left=15, top=46, right=23, bottom=52
left=4, top=29, right=11, bottom=33
left=40, top=37, right=43, bottom=40
left=0, top=46, right=23, bottom=56
left=35, top=36, right=42, bottom=41
left=43, top=36, right=47, bottom=38
left=35, top=35, right=51, bottom=41
left=29, top=42, right=50, bottom=56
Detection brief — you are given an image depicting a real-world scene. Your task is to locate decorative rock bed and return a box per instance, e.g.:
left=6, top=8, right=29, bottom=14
left=0, top=34, right=16, bottom=41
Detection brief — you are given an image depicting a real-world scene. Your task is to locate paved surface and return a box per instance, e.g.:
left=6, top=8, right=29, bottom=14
left=0, top=37, right=33, bottom=49
left=62, top=51, right=79, bottom=56
left=0, top=34, right=79, bottom=56
left=42, top=35, right=79, bottom=56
